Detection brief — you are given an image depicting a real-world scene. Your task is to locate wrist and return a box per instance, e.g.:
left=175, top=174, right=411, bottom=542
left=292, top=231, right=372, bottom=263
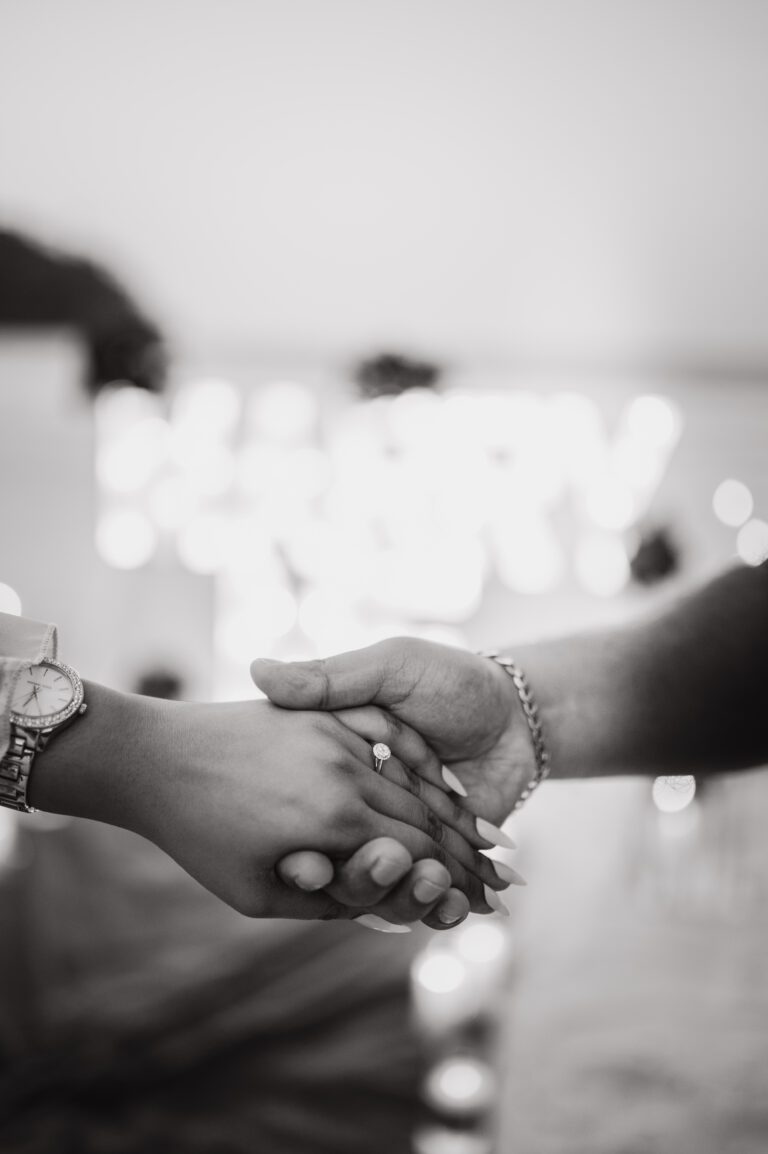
left=511, top=632, right=631, bottom=781
left=28, top=681, right=168, bottom=835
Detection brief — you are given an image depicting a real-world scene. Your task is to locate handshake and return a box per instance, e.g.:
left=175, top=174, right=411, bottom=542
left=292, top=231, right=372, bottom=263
left=33, top=638, right=539, bottom=934
left=30, top=562, right=764, bottom=930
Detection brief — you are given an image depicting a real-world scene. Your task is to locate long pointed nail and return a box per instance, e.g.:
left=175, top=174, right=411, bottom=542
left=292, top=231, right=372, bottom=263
left=492, top=861, right=527, bottom=887
left=476, top=817, right=516, bottom=850
left=441, top=766, right=468, bottom=797
left=483, top=885, right=511, bottom=917
left=354, top=915, right=412, bottom=934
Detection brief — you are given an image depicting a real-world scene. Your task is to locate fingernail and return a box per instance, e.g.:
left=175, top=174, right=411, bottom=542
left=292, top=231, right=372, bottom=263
left=492, top=860, right=527, bottom=887
left=476, top=817, right=516, bottom=850
left=370, top=857, right=407, bottom=886
left=354, top=915, right=412, bottom=934
left=437, top=905, right=464, bottom=926
left=483, top=884, right=511, bottom=917
left=252, top=657, right=281, bottom=666
left=413, top=877, right=449, bottom=904
left=441, top=766, right=468, bottom=797
left=291, top=875, right=326, bottom=892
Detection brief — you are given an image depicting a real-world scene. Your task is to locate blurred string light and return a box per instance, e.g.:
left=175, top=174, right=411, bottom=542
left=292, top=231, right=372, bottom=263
left=414, top=951, right=467, bottom=995
left=736, top=518, right=768, bottom=566
left=413, top=1128, right=491, bottom=1154
left=172, top=378, right=241, bottom=439
left=454, top=920, right=507, bottom=964
left=712, top=478, right=753, bottom=528
left=0, top=583, right=22, bottom=615
left=94, top=384, right=682, bottom=638
left=96, top=509, right=157, bottom=569
left=215, top=588, right=298, bottom=661
left=247, top=380, right=318, bottom=443
left=652, top=775, right=697, bottom=813
left=423, top=1056, right=497, bottom=1117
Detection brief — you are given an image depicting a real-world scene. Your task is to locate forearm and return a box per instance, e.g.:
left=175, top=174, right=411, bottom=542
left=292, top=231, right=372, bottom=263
left=514, top=563, right=768, bottom=781
left=28, top=680, right=165, bottom=836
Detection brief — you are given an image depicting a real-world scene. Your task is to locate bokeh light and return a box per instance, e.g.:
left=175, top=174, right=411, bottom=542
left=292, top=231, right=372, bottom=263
left=414, top=1128, right=491, bottom=1154
left=736, top=518, right=768, bottom=566
left=712, top=479, right=753, bottom=528
left=413, top=951, right=467, bottom=995
left=172, top=378, right=241, bottom=439
left=96, top=509, right=157, bottom=569
left=248, top=380, right=318, bottom=443
left=424, top=1056, right=496, bottom=1116
left=625, top=394, right=681, bottom=449
left=455, top=920, right=508, bottom=964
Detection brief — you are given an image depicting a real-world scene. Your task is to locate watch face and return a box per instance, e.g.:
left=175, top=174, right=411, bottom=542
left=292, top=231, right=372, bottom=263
left=10, top=660, right=83, bottom=729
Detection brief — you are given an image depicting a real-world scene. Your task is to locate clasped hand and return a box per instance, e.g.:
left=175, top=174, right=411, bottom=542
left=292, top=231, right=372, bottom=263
left=132, top=692, right=515, bottom=931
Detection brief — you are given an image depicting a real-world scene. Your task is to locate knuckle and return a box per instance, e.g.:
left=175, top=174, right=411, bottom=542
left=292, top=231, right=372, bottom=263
left=424, top=808, right=445, bottom=846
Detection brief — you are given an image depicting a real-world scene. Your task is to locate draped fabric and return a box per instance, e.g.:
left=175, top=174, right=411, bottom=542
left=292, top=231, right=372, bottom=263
left=0, top=818, right=424, bottom=1153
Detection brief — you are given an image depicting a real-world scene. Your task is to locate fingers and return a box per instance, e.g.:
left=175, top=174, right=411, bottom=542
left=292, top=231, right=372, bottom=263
left=377, top=754, right=516, bottom=858
left=360, top=759, right=513, bottom=894
left=366, top=859, right=455, bottom=926
left=250, top=641, right=411, bottom=712
left=323, top=837, right=414, bottom=908
left=332, top=705, right=450, bottom=795
left=421, top=888, right=471, bottom=931
left=364, top=812, right=505, bottom=917
left=279, top=839, right=468, bottom=932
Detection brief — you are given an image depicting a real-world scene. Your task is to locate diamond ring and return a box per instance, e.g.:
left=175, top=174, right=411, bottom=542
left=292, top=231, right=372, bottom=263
left=373, top=743, right=391, bottom=773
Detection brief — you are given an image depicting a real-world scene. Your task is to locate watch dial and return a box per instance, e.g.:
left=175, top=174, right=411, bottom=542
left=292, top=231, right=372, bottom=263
left=11, top=661, right=75, bottom=721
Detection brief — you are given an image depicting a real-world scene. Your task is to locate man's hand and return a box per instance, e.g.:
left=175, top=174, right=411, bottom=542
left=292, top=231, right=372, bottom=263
left=252, top=638, right=537, bottom=825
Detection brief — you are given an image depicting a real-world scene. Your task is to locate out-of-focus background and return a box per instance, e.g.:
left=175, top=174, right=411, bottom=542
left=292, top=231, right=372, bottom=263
left=1, top=3, right=768, bottom=1152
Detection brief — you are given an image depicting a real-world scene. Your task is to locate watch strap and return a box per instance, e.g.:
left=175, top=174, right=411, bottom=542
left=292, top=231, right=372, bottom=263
left=0, top=726, right=46, bottom=813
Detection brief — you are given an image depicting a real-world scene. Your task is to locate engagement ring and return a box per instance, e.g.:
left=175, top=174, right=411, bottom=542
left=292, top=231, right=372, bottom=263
left=373, top=743, right=391, bottom=773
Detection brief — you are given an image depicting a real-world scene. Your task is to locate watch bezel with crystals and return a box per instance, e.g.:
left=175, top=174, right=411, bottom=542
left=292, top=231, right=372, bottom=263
left=9, top=659, right=85, bottom=731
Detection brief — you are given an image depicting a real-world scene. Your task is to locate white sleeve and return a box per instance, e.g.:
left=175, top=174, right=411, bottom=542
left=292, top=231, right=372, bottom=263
left=0, top=612, right=58, bottom=760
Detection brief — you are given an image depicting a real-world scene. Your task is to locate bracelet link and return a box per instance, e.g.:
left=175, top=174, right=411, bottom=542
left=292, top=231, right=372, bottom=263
left=480, top=651, right=551, bottom=812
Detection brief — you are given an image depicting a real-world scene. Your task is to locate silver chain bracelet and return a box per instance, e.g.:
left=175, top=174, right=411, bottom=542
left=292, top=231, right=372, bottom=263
left=480, top=651, right=551, bottom=812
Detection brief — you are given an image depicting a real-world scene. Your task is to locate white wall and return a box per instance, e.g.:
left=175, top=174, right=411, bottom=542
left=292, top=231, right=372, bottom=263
left=1, top=0, right=767, bottom=365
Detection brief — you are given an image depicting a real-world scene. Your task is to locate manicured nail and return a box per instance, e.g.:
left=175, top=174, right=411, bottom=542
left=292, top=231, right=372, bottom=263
left=441, top=766, right=468, bottom=797
left=476, top=817, right=516, bottom=850
left=355, top=914, right=412, bottom=934
left=492, top=860, right=527, bottom=887
left=483, top=884, right=511, bottom=917
left=413, top=877, right=449, bottom=904
left=370, top=857, right=407, bottom=886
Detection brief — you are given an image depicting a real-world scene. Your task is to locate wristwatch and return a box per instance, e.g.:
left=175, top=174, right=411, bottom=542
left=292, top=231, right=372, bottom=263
left=0, top=659, right=86, bottom=813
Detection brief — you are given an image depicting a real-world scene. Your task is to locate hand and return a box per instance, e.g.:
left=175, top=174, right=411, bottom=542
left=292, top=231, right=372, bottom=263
left=278, top=839, right=472, bottom=932
left=251, top=638, right=538, bottom=825
left=31, top=683, right=509, bottom=921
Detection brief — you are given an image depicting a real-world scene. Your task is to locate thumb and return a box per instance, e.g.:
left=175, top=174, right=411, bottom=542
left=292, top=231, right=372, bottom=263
left=250, top=645, right=394, bottom=711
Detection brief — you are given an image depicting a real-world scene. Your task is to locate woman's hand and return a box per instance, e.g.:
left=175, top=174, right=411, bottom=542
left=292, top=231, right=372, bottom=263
left=30, top=682, right=510, bottom=921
